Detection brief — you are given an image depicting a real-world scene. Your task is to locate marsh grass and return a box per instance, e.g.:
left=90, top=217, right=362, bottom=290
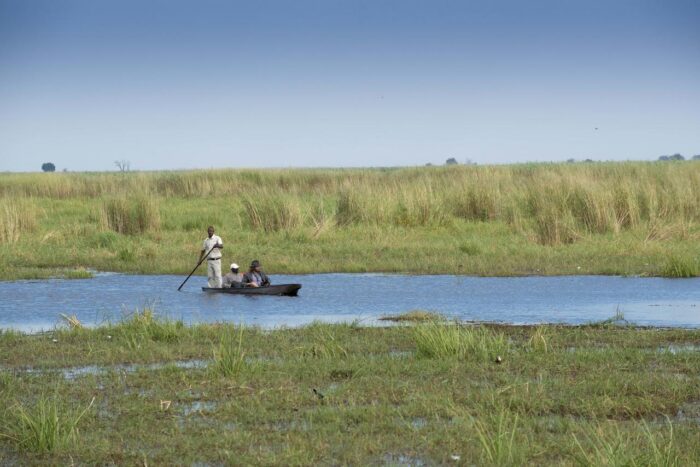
left=661, top=256, right=699, bottom=278
left=211, top=326, right=248, bottom=377
left=242, top=193, right=305, bottom=232
left=101, top=196, right=160, bottom=235
left=573, top=418, right=679, bottom=466
left=1, top=322, right=700, bottom=464
left=413, top=322, right=509, bottom=361
left=1, top=395, right=94, bottom=453
left=118, top=308, right=185, bottom=345
left=474, top=408, right=523, bottom=466
left=0, top=197, right=38, bottom=244
left=298, top=321, right=349, bottom=358
left=1, top=163, right=700, bottom=279
left=379, top=310, right=445, bottom=323
left=527, top=326, right=550, bottom=353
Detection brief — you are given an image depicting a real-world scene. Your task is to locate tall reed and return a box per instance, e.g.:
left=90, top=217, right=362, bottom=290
left=101, top=196, right=160, bottom=235
left=0, top=197, right=38, bottom=244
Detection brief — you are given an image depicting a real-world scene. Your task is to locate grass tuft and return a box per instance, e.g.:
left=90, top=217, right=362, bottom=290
left=413, top=322, right=509, bottom=361
left=101, top=196, right=160, bottom=235
left=211, top=326, right=248, bottom=377
left=0, top=395, right=94, bottom=453
left=118, top=308, right=185, bottom=345
left=379, top=310, right=445, bottom=323
left=661, top=256, right=699, bottom=278
left=474, top=408, right=523, bottom=466
left=242, top=193, right=305, bottom=232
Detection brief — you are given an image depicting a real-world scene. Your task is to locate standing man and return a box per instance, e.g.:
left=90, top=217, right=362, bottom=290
left=200, top=226, right=224, bottom=288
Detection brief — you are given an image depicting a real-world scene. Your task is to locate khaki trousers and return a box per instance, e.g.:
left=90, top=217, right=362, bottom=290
left=207, top=259, right=222, bottom=288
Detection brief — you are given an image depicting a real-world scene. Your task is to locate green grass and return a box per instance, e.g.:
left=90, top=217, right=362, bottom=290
left=661, top=256, right=699, bottom=278
left=0, top=163, right=699, bottom=280
left=1, top=319, right=700, bottom=464
left=413, top=322, right=510, bottom=361
left=1, top=394, right=94, bottom=454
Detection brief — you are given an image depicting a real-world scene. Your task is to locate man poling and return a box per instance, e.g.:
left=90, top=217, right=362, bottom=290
left=200, top=226, right=224, bottom=288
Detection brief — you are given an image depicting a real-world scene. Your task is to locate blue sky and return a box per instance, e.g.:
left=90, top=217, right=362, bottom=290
left=1, top=0, right=698, bottom=171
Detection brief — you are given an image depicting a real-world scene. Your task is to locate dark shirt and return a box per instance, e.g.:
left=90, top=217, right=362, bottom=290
left=242, top=270, right=270, bottom=287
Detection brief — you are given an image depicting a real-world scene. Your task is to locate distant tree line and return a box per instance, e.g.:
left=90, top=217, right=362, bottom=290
left=658, top=153, right=700, bottom=161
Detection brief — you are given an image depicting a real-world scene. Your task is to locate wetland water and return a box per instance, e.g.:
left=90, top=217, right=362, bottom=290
left=0, top=273, right=698, bottom=332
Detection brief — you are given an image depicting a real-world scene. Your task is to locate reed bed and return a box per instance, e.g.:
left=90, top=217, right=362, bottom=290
left=101, top=196, right=160, bottom=235
left=4, top=163, right=698, bottom=244
left=1, top=162, right=699, bottom=278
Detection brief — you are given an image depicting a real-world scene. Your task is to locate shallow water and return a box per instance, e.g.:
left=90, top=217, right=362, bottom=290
left=0, top=273, right=699, bottom=332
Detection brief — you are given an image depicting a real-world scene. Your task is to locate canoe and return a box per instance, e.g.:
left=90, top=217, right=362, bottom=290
left=202, top=283, right=302, bottom=296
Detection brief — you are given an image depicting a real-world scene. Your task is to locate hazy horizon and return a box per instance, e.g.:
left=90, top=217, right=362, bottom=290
left=1, top=0, right=699, bottom=172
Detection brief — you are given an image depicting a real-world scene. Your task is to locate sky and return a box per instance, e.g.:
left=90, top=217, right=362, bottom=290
left=1, top=0, right=699, bottom=171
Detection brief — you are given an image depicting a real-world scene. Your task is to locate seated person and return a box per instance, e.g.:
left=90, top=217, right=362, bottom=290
left=222, top=263, right=244, bottom=288
left=242, top=260, right=271, bottom=287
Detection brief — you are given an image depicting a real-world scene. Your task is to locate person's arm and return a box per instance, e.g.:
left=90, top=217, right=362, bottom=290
left=262, top=272, right=271, bottom=286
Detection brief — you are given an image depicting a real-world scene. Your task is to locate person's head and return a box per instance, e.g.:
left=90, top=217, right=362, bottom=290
left=250, top=260, right=261, bottom=272
left=230, top=263, right=239, bottom=273
left=207, top=226, right=215, bottom=237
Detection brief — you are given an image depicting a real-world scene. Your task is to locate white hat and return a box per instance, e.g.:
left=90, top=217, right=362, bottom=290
left=230, top=263, right=239, bottom=269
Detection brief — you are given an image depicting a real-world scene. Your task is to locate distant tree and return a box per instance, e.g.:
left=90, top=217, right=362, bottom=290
left=693, top=155, right=700, bottom=160
left=584, top=159, right=594, bottom=163
left=669, top=153, right=685, bottom=161
left=445, top=157, right=458, bottom=165
left=658, top=155, right=670, bottom=161
left=425, top=163, right=433, bottom=167
left=41, top=162, right=56, bottom=172
left=566, top=158, right=576, bottom=163
left=464, top=158, right=477, bottom=166
left=115, top=160, right=131, bottom=172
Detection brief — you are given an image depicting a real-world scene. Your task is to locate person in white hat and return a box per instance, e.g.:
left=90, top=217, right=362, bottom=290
left=222, top=262, right=244, bottom=288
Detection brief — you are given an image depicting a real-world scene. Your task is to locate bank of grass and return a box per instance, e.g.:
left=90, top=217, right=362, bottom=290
left=1, top=317, right=700, bottom=464
left=1, top=162, right=699, bottom=279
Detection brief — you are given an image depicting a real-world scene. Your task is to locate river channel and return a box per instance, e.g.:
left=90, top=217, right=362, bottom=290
left=0, top=273, right=698, bottom=332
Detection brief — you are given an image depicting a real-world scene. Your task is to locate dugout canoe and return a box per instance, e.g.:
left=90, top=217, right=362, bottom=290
left=202, top=284, right=301, bottom=296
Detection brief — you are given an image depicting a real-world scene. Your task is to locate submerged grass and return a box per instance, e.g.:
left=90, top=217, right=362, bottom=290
left=1, top=163, right=699, bottom=279
left=1, top=320, right=699, bottom=464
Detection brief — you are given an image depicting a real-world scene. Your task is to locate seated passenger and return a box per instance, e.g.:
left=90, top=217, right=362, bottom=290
left=242, top=260, right=271, bottom=288
left=222, top=263, right=244, bottom=288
